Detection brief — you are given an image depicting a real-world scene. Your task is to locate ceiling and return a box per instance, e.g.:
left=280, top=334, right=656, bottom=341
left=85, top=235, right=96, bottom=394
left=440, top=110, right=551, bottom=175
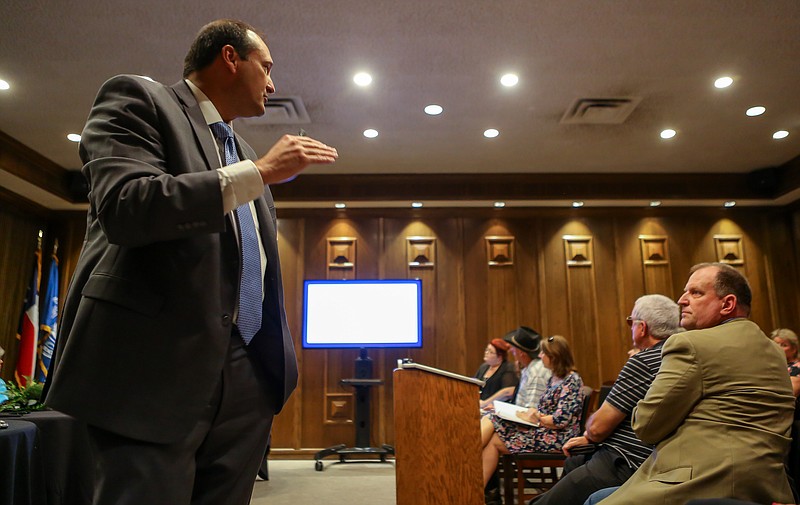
left=2, top=1, right=800, bottom=210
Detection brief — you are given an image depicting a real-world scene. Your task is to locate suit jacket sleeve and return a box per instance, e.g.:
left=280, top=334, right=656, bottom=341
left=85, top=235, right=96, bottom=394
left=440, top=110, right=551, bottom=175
left=631, top=333, right=703, bottom=444
left=80, top=75, right=225, bottom=247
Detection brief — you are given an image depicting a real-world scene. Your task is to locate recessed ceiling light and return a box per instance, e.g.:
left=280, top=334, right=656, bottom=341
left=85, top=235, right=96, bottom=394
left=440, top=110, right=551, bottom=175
left=411, top=202, right=423, bottom=208
left=714, top=76, right=733, bottom=89
left=0, top=79, right=9, bottom=90
left=424, top=104, right=443, bottom=116
left=724, top=201, right=736, bottom=208
left=500, top=73, right=519, bottom=87
left=745, top=106, right=766, bottom=117
left=494, top=201, right=506, bottom=208
left=773, top=130, right=789, bottom=140
left=660, top=129, right=677, bottom=139
left=67, top=133, right=81, bottom=142
left=572, top=201, right=584, bottom=208
left=363, top=129, right=379, bottom=138
left=334, top=203, right=346, bottom=209
left=353, top=72, right=372, bottom=86
left=484, top=129, right=499, bottom=138
left=650, top=201, right=662, bottom=207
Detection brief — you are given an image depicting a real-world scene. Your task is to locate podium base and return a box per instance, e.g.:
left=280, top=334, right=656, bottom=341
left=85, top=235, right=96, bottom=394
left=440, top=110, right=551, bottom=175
left=313, top=444, right=395, bottom=471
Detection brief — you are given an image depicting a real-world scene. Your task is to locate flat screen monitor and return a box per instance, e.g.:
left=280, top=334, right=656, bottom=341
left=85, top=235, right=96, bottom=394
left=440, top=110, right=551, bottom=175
left=302, top=279, right=423, bottom=349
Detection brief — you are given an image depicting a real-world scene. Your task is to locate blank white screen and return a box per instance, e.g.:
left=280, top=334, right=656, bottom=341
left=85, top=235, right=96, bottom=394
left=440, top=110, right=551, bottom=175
left=304, top=281, right=421, bottom=347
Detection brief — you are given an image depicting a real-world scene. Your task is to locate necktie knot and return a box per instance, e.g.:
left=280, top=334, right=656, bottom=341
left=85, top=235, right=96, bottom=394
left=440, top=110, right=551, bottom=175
left=209, top=121, right=234, bottom=142
left=209, top=121, right=239, bottom=167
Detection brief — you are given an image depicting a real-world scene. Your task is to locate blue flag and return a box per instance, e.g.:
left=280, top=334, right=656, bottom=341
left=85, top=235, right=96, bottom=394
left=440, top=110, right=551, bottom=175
left=36, top=253, right=58, bottom=383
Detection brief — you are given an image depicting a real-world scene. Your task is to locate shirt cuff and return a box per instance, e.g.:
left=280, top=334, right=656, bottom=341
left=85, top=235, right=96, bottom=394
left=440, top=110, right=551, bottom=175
left=217, top=160, right=264, bottom=213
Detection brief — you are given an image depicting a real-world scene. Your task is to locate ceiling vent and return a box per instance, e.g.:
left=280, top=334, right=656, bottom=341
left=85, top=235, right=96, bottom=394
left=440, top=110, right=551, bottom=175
left=560, top=97, right=642, bottom=124
left=240, top=96, right=310, bottom=125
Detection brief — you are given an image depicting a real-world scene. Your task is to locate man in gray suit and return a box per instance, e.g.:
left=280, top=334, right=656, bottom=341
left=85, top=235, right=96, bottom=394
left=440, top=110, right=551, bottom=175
left=44, top=19, right=337, bottom=505
left=597, top=263, right=795, bottom=505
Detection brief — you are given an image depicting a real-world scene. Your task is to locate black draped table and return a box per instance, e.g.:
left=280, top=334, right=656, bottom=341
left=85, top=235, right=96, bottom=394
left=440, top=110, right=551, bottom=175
left=0, top=410, right=93, bottom=505
left=0, top=419, right=44, bottom=505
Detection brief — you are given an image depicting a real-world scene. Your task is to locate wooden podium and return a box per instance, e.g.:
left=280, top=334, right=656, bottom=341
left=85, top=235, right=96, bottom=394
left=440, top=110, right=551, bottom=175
left=393, top=361, right=484, bottom=505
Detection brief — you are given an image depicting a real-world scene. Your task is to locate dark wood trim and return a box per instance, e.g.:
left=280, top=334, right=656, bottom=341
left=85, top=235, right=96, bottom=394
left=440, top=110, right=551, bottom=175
left=276, top=205, right=790, bottom=220
left=272, top=170, right=798, bottom=203
left=0, top=185, right=53, bottom=219
left=0, top=129, right=78, bottom=203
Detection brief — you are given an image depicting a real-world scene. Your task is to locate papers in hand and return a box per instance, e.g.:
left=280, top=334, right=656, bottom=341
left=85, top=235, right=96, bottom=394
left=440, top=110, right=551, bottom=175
left=492, top=400, right=539, bottom=427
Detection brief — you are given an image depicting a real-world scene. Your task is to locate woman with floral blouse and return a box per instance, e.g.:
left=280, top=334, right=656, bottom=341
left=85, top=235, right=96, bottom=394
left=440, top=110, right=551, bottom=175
left=480, top=334, right=584, bottom=486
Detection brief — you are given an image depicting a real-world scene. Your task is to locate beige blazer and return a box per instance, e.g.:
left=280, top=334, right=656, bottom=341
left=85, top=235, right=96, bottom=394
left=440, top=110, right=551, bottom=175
left=601, top=318, right=794, bottom=505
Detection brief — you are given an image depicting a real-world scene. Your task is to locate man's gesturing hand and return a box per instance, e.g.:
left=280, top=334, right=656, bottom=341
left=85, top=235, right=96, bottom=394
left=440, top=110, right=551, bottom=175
left=255, top=134, right=338, bottom=184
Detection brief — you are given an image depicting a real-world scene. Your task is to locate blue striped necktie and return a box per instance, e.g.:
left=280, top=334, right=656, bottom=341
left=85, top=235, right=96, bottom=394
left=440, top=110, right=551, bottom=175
left=209, top=121, right=262, bottom=345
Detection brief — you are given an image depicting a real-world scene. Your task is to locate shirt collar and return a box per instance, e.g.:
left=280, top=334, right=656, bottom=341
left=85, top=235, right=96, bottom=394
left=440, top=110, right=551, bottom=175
left=184, top=79, right=227, bottom=127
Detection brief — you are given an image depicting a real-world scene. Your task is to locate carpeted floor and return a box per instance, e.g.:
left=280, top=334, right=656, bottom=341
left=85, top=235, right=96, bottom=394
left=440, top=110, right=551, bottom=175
left=250, top=460, right=396, bottom=505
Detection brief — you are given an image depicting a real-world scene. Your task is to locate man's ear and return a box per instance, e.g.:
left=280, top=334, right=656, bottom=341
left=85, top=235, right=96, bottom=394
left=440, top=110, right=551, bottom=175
left=220, top=45, right=238, bottom=72
left=719, top=294, right=737, bottom=316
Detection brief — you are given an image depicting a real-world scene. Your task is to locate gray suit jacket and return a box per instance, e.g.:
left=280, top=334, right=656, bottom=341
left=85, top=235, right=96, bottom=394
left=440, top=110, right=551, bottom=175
left=45, top=76, right=298, bottom=444
left=601, top=318, right=794, bottom=504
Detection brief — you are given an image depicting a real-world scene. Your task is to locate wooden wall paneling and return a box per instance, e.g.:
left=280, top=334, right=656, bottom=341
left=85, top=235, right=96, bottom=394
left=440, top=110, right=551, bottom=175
left=760, top=212, right=800, bottom=331
left=377, top=218, right=403, bottom=448
left=401, top=224, right=438, bottom=368
left=666, top=213, right=716, bottom=297
left=0, top=207, right=45, bottom=382
left=293, top=219, right=330, bottom=451
left=539, top=219, right=571, bottom=339
left=710, top=217, right=771, bottom=330
left=8, top=205, right=796, bottom=457
left=713, top=234, right=745, bottom=266
left=586, top=219, right=626, bottom=387
left=461, top=219, right=492, bottom=377
left=511, top=218, right=543, bottom=352
left=270, top=218, right=304, bottom=450
left=327, top=236, right=357, bottom=273
left=584, top=218, right=627, bottom=388
left=380, top=218, right=416, bottom=446
left=639, top=235, right=673, bottom=296
left=289, top=220, right=356, bottom=451
left=321, top=220, right=383, bottom=449
left=407, top=236, right=436, bottom=269
left=404, top=231, right=438, bottom=367
left=484, top=231, right=518, bottom=336
left=323, top=232, right=357, bottom=441
left=609, top=218, right=643, bottom=383
left=485, top=235, right=514, bottom=267
left=50, top=212, right=88, bottom=316
left=729, top=216, right=778, bottom=332
left=562, top=234, right=601, bottom=388
left=427, top=219, right=466, bottom=376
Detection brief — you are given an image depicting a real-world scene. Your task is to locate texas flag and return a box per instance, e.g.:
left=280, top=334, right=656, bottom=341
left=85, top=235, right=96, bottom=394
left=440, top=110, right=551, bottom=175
left=15, top=247, right=41, bottom=387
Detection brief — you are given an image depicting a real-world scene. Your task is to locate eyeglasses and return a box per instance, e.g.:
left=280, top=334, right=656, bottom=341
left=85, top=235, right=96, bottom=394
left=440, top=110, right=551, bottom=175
left=484, top=348, right=497, bottom=355
left=626, top=316, right=644, bottom=327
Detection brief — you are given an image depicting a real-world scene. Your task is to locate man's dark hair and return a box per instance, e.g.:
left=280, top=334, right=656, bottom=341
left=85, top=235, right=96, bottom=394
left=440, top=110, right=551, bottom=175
left=690, top=262, right=752, bottom=314
left=183, top=19, right=261, bottom=78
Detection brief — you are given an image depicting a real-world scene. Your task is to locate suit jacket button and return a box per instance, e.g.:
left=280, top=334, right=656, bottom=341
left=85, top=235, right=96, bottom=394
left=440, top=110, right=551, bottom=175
left=221, top=314, right=231, bottom=326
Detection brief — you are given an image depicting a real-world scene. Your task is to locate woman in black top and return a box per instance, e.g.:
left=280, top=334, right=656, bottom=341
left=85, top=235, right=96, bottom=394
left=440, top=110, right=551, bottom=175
left=474, top=338, right=519, bottom=401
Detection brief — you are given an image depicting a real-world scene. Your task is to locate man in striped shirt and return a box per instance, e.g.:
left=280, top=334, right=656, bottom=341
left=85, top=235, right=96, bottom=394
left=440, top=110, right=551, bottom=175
left=532, top=294, right=681, bottom=505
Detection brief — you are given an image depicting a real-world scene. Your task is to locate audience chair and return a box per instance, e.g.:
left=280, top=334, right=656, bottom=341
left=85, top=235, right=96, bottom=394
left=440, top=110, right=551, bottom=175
left=501, top=386, right=596, bottom=504
left=596, top=382, right=614, bottom=408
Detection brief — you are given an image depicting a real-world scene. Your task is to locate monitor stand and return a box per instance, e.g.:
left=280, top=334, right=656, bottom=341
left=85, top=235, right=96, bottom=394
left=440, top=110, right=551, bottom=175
left=313, top=348, right=395, bottom=471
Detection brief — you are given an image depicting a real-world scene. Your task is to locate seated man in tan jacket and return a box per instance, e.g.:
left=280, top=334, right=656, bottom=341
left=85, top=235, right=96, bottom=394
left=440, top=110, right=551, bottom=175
left=595, top=262, right=795, bottom=505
